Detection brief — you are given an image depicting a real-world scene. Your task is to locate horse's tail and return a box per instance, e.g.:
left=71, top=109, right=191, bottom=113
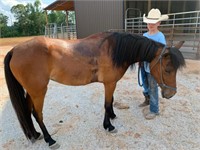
left=4, top=51, right=34, bottom=140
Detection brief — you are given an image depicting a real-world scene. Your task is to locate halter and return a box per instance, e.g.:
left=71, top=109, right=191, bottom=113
left=150, top=47, right=177, bottom=91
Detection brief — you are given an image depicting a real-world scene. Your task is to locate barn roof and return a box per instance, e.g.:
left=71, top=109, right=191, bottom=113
left=44, top=0, right=74, bottom=11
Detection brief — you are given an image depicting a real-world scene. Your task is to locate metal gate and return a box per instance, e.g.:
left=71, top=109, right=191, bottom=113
left=45, top=23, right=77, bottom=40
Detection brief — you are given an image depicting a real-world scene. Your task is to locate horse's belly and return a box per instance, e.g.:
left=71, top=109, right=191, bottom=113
left=50, top=68, right=97, bottom=86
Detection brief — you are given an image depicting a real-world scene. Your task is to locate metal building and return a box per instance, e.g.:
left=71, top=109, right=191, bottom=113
left=74, top=0, right=124, bottom=38
left=44, top=0, right=124, bottom=38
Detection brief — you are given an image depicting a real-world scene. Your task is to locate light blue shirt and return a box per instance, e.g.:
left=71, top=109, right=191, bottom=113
left=143, top=31, right=166, bottom=73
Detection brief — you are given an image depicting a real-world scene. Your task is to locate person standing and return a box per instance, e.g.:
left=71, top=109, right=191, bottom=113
left=139, top=8, right=168, bottom=119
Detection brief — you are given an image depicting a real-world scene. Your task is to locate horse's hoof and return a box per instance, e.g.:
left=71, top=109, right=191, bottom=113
left=105, top=126, right=118, bottom=133
left=108, top=128, right=118, bottom=133
left=111, top=116, right=117, bottom=120
left=36, top=134, right=43, bottom=140
left=49, top=142, right=60, bottom=149
left=110, top=114, right=117, bottom=120
left=30, top=138, right=36, bottom=143
left=31, top=133, right=43, bottom=143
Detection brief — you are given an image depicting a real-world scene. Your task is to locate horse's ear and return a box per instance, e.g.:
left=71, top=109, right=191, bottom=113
left=174, top=41, right=185, bottom=49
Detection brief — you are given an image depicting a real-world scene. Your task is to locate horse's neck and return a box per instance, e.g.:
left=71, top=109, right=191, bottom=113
left=137, top=44, right=159, bottom=63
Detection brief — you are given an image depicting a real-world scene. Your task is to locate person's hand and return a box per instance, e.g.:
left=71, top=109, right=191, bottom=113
left=139, top=62, right=144, bottom=67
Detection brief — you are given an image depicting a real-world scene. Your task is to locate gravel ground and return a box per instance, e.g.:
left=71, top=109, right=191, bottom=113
left=0, top=46, right=200, bottom=150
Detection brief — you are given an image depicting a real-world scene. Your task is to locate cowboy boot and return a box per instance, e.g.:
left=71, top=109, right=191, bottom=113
left=138, top=95, right=150, bottom=107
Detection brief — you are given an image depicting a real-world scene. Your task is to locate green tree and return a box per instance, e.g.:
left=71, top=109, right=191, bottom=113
left=3, top=0, right=74, bottom=37
left=11, top=0, right=45, bottom=36
left=68, top=11, right=75, bottom=25
left=0, top=13, right=9, bottom=37
left=0, top=13, right=8, bottom=26
left=11, top=4, right=30, bottom=36
left=26, top=0, right=46, bottom=35
left=48, top=11, right=66, bottom=25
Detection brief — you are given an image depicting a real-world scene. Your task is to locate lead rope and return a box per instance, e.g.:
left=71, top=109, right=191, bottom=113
left=138, top=64, right=143, bottom=87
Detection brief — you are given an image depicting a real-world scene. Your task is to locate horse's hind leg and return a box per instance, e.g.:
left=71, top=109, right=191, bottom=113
left=103, top=83, right=117, bottom=132
left=26, top=94, right=42, bottom=141
left=30, top=91, right=59, bottom=148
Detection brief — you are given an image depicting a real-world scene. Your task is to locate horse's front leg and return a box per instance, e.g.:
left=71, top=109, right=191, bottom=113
left=110, top=96, right=116, bottom=119
left=103, top=82, right=117, bottom=132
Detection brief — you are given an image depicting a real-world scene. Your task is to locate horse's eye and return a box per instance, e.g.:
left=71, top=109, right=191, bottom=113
left=165, top=62, right=173, bottom=74
left=165, top=70, right=171, bottom=74
left=165, top=66, right=172, bottom=74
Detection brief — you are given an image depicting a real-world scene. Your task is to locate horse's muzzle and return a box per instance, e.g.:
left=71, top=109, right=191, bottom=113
left=161, top=89, right=176, bottom=99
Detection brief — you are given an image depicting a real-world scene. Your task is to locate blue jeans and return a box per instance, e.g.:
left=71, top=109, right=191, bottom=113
left=140, top=66, right=148, bottom=96
left=141, top=66, right=159, bottom=114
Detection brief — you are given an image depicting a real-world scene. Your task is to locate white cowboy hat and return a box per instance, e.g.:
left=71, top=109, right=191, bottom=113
left=143, top=8, right=169, bottom=24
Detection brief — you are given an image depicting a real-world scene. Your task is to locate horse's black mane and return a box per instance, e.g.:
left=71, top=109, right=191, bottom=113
left=105, top=32, right=161, bottom=67
left=104, top=32, right=185, bottom=70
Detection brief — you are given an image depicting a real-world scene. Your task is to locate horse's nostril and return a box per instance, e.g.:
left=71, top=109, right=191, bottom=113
left=162, top=89, right=176, bottom=99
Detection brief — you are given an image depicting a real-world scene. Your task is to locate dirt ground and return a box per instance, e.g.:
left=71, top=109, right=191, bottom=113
left=0, top=37, right=200, bottom=150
